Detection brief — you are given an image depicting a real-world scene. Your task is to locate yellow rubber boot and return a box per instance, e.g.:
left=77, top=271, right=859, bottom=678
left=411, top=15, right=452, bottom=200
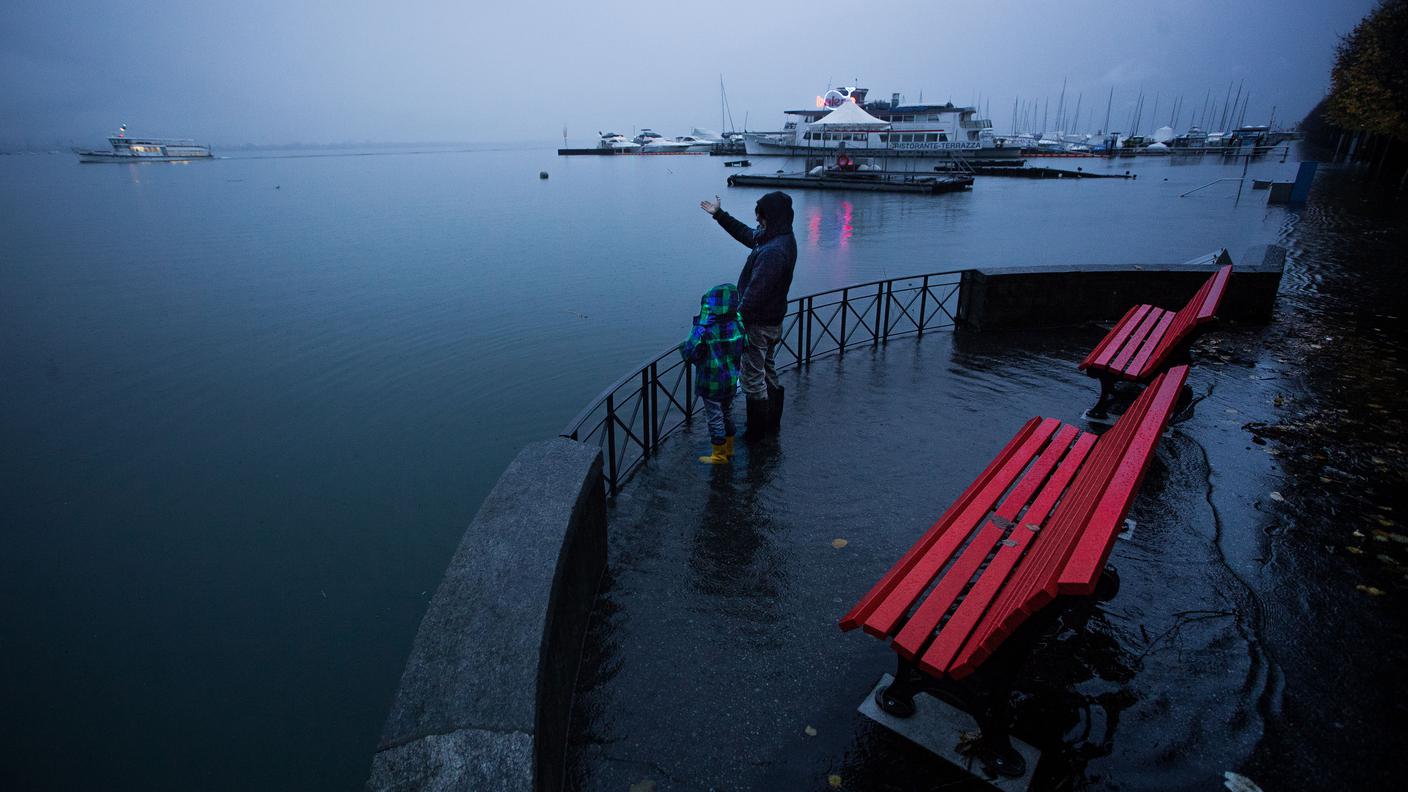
left=723, top=436, right=735, bottom=458
left=698, top=442, right=730, bottom=465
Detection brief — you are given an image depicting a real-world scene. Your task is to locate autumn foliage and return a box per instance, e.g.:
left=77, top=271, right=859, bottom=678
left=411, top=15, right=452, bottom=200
left=1326, top=0, right=1408, bottom=142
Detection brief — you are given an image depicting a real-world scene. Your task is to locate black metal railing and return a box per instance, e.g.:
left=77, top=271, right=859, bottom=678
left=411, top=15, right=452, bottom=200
left=561, top=270, right=968, bottom=494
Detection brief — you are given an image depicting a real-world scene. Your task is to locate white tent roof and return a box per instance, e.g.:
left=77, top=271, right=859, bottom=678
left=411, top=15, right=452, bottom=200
left=1152, top=125, right=1175, bottom=143
left=808, top=100, right=890, bottom=129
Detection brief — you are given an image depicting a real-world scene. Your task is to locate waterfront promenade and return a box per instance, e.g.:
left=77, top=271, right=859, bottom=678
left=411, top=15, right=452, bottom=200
left=567, top=319, right=1275, bottom=789
left=372, top=175, right=1407, bottom=788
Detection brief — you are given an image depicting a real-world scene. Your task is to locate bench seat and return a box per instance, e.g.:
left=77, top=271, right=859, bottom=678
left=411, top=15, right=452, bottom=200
left=841, top=364, right=1190, bottom=682
left=1080, top=257, right=1231, bottom=386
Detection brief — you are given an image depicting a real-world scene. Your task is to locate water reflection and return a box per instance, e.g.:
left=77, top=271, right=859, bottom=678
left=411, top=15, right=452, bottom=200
left=686, top=457, right=786, bottom=631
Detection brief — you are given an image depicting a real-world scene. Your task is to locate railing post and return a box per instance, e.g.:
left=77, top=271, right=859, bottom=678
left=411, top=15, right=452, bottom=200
left=805, top=296, right=814, bottom=365
left=605, top=394, right=619, bottom=495
left=918, top=275, right=929, bottom=337
left=839, top=287, right=849, bottom=354
left=882, top=280, right=893, bottom=342
left=874, top=282, right=883, bottom=347
left=648, top=361, right=659, bottom=451
left=640, top=369, right=651, bottom=458
left=685, top=364, right=693, bottom=421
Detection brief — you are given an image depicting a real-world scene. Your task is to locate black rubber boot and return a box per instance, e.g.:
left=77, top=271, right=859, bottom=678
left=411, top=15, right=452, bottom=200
left=743, top=397, right=770, bottom=443
left=766, top=385, right=785, bottom=433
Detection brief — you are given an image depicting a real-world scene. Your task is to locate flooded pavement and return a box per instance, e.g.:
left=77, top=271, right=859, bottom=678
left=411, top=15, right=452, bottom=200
left=565, top=165, right=1407, bottom=790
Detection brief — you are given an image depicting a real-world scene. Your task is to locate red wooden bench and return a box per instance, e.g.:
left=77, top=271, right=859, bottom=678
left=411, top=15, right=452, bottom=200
left=1079, top=255, right=1231, bottom=418
left=841, top=364, right=1190, bottom=777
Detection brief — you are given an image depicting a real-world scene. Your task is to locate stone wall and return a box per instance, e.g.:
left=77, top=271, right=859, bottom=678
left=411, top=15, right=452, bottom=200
left=956, top=245, right=1285, bottom=329
left=367, top=438, right=605, bottom=792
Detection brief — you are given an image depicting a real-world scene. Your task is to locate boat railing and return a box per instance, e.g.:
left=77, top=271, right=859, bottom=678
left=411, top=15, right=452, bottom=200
left=110, top=137, right=203, bottom=146
left=561, top=270, right=968, bottom=493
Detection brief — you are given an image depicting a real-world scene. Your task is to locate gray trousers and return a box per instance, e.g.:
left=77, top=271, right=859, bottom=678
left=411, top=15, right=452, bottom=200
left=742, top=324, right=782, bottom=398
left=702, top=397, right=736, bottom=444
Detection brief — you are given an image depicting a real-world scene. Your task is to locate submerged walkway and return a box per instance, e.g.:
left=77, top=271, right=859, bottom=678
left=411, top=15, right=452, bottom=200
left=564, top=321, right=1297, bottom=790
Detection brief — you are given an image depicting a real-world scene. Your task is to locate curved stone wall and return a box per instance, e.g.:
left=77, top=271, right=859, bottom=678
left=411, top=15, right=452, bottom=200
left=367, top=438, right=605, bottom=792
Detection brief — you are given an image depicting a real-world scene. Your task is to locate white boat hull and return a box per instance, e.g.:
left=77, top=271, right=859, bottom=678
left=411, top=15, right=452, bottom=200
left=77, top=152, right=213, bottom=163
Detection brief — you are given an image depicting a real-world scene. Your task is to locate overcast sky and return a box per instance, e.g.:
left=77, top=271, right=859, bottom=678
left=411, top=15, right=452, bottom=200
left=0, top=0, right=1378, bottom=146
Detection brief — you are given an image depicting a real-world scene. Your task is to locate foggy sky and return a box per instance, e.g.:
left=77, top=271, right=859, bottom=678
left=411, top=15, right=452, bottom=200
left=0, top=0, right=1378, bottom=147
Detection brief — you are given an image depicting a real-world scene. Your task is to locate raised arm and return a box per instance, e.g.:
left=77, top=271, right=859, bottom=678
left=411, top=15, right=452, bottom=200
left=700, top=195, right=756, bottom=250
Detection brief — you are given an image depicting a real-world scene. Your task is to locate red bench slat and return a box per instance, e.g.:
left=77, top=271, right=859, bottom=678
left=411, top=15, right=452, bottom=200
left=858, top=419, right=1059, bottom=638
left=1122, top=310, right=1175, bottom=377
left=1082, top=304, right=1150, bottom=371
left=919, top=430, right=1097, bottom=675
left=839, top=417, right=1057, bottom=636
left=1108, top=307, right=1168, bottom=374
left=892, top=424, right=1082, bottom=660
left=1195, top=263, right=1232, bottom=323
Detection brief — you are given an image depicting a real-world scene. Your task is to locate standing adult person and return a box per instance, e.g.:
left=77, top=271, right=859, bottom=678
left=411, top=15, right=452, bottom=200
left=699, top=191, right=797, bottom=442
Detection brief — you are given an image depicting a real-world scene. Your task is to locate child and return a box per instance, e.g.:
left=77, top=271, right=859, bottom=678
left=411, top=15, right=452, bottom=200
left=680, top=283, right=747, bottom=464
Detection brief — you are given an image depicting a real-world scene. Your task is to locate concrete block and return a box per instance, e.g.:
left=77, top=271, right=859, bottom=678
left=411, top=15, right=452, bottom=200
left=858, top=674, right=1038, bottom=790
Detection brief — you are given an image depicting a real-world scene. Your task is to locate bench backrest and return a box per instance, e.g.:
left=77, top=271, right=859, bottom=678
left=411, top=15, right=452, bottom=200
left=841, top=364, right=1191, bottom=679
left=1142, top=261, right=1232, bottom=369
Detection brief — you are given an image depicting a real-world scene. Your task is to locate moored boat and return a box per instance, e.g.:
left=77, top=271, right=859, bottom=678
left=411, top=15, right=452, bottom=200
left=75, top=125, right=212, bottom=163
left=744, top=86, right=1020, bottom=160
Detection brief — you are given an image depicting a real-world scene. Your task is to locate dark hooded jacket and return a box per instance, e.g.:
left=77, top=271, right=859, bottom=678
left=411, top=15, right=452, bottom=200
left=679, top=283, right=747, bottom=401
left=712, top=191, right=797, bottom=326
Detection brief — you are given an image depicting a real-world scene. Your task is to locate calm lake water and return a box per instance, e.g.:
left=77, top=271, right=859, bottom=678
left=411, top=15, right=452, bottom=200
left=0, top=145, right=1307, bottom=789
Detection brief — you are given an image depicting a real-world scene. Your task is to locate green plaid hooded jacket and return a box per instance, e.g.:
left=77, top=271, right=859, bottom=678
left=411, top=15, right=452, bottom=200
left=680, top=283, right=747, bottom=401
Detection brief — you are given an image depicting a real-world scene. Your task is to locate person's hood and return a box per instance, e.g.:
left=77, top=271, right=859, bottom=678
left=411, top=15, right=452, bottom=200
left=754, top=191, right=794, bottom=243
left=699, top=282, right=742, bottom=323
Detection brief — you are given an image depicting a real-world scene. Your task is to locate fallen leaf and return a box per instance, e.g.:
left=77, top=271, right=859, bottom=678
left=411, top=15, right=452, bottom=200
left=1269, top=491, right=1284, bottom=502
left=1377, top=555, right=1398, bottom=565
left=831, top=538, right=849, bottom=549
left=828, top=775, right=843, bottom=788
left=629, top=780, right=656, bottom=792
left=804, top=725, right=817, bottom=737
left=1356, top=585, right=1386, bottom=596
left=1224, top=770, right=1264, bottom=792
left=1346, top=546, right=1364, bottom=555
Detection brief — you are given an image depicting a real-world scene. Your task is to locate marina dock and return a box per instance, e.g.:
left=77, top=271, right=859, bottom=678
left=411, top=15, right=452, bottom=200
left=726, top=171, right=973, bottom=194
left=960, top=165, right=1137, bottom=179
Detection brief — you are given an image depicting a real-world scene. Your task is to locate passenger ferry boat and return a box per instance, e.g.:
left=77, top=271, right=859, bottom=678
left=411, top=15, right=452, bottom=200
left=75, top=125, right=213, bottom=163
left=744, top=86, right=1019, bottom=160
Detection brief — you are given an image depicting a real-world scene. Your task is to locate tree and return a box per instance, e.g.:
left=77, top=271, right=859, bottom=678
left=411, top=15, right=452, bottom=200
left=1326, top=0, right=1408, bottom=142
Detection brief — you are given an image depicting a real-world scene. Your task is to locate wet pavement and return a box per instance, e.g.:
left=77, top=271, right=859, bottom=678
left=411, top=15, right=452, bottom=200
left=566, top=167, right=1407, bottom=791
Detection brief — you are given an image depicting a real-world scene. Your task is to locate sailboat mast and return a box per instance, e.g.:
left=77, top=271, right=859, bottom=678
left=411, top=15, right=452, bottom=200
left=1102, top=86, right=1113, bottom=134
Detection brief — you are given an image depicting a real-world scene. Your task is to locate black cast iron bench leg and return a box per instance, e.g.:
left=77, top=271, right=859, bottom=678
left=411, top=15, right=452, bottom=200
left=876, top=656, right=1027, bottom=778
left=1089, top=374, right=1118, bottom=419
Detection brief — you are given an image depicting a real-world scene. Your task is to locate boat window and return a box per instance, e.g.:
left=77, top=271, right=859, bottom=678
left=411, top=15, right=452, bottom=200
left=926, top=134, right=938, bottom=142
left=938, top=133, right=948, bottom=141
